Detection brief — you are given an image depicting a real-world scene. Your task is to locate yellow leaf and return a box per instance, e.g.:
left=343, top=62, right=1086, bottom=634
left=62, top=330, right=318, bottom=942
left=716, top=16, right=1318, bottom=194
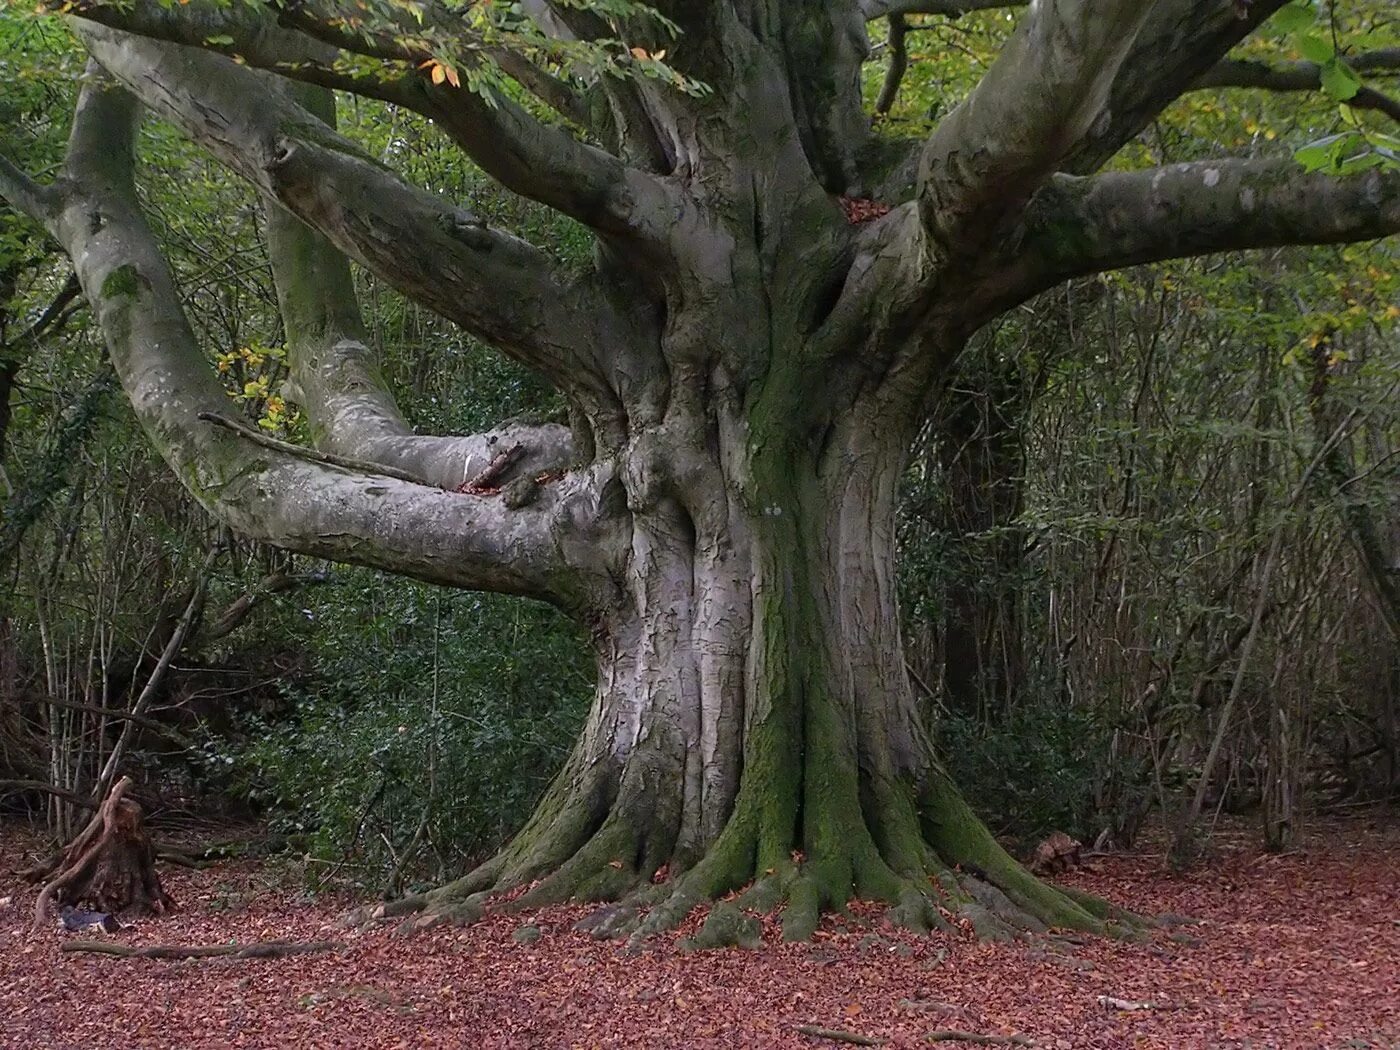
left=444, top=65, right=460, bottom=88
left=630, top=46, right=648, bottom=60
left=431, top=64, right=446, bottom=85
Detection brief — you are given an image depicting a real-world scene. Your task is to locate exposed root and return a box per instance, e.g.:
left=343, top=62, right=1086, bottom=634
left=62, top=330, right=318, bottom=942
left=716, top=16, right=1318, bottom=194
left=340, top=772, right=1132, bottom=952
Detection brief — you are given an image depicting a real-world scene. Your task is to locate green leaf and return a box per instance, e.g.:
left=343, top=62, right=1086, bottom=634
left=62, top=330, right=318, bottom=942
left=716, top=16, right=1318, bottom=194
left=1297, top=33, right=1334, bottom=63
left=203, top=34, right=235, bottom=47
left=1319, top=60, right=1362, bottom=102
left=1271, top=3, right=1316, bottom=33
left=1333, top=152, right=1386, bottom=175
left=1294, top=132, right=1352, bottom=172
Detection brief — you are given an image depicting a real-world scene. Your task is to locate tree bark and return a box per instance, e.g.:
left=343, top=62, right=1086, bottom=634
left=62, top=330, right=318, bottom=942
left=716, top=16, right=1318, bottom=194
left=366, top=393, right=1121, bottom=945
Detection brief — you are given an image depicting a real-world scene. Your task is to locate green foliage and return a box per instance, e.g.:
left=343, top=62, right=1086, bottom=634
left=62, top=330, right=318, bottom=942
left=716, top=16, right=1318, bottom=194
left=1267, top=0, right=1400, bottom=172
left=939, top=702, right=1125, bottom=848
left=223, top=573, right=590, bottom=892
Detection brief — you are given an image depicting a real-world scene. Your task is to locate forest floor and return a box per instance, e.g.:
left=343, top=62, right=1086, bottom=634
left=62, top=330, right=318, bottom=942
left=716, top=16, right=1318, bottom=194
left=0, top=812, right=1396, bottom=1050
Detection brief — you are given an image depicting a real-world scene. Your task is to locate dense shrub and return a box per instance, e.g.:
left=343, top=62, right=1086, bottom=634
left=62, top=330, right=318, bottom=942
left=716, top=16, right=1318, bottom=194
left=938, top=701, right=1129, bottom=851
left=226, top=572, right=590, bottom=893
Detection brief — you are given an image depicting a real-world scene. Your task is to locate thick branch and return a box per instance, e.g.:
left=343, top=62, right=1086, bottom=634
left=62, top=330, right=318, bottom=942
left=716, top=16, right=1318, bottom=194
left=1062, top=0, right=1290, bottom=175
left=0, top=154, right=59, bottom=228
left=875, top=15, right=909, bottom=117
left=75, top=23, right=614, bottom=397
left=1, top=68, right=600, bottom=607
left=917, top=0, right=1151, bottom=253
left=260, top=104, right=572, bottom=490
left=1013, top=159, right=1400, bottom=294
left=66, top=2, right=667, bottom=238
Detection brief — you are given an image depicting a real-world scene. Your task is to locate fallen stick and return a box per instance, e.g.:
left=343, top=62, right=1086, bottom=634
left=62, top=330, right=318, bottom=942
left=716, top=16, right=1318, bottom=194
left=1097, top=995, right=1155, bottom=1011
left=926, top=1032, right=1035, bottom=1047
left=794, top=1024, right=887, bottom=1046
left=61, top=939, right=341, bottom=961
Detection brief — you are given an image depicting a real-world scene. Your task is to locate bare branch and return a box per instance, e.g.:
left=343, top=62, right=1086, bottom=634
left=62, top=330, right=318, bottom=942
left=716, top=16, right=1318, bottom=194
left=0, top=153, right=59, bottom=231
left=201, top=570, right=331, bottom=642
left=1197, top=54, right=1400, bottom=123
left=1012, top=159, right=1400, bottom=295
left=875, top=15, right=909, bottom=117
left=917, top=0, right=1151, bottom=252
left=259, top=92, right=572, bottom=490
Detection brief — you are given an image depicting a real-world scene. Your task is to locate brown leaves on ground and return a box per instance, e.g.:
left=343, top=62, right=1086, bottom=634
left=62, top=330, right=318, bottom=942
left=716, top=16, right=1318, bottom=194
left=1, top=814, right=1396, bottom=1049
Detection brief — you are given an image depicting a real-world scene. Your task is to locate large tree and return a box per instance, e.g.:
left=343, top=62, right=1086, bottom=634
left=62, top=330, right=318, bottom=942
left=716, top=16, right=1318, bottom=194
left=3, top=0, right=1398, bottom=944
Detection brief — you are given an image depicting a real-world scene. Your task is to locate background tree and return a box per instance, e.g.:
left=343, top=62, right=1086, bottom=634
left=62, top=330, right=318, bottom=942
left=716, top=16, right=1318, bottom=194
left=2, top=0, right=1398, bottom=943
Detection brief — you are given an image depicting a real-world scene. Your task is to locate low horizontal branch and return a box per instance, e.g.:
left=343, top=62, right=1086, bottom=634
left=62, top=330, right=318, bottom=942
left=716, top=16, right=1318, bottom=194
left=16, top=695, right=192, bottom=743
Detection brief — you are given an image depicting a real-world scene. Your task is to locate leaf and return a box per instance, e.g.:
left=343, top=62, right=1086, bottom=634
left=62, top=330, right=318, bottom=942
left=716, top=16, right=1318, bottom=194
left=430, top=64, right=446, bottom=85
left=1332, top=151, right=1386, bottom=175
left=1294, top=132, right=1351, bottom=172
left=1271, top=3, right=1315, bottom=33
left=1319, top=60, right=1361, bottom=102
left=1297, top=33, right=1334, bottom=64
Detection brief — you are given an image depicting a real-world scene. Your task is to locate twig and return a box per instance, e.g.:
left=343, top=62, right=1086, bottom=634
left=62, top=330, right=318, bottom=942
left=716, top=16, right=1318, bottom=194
left=93, top=546, right=218, bottom=803
left=795, top=1025, right=887, bottom=1046
left=458, top=444, right=525, bottom=494
left=0, top=780, right=97, bottom=811
left=926, top=1032, right=1034, bottom=1047
left=61, top=939, right=342, bottom=960
left=196, top=411, right=428, bottom=486
left=1097, top=995, right=1156, bottom=1011
left=153, top=848, right=208, bottom=870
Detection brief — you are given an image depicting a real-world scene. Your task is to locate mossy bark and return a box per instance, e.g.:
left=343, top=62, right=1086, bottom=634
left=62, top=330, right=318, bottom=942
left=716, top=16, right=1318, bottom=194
left=370, top=404, right=1123, bottom=945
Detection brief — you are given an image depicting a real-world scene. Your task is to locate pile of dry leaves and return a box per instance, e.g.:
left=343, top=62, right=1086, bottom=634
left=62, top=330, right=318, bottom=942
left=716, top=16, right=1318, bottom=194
left=1, top=814, right=1396, bottom=1048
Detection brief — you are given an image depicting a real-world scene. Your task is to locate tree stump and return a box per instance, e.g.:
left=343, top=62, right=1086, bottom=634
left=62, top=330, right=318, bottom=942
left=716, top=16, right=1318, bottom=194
left=29, top=777, right=174, bottom=929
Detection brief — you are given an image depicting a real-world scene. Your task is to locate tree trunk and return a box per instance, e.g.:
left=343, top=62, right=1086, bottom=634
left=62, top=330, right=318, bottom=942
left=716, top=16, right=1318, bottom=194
left=372, top=405, right=1126, bottom=945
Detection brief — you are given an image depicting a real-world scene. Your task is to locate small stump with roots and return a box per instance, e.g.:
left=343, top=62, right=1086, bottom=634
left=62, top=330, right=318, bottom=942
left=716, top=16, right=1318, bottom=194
left=27, top=776, right=174, bottom=929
